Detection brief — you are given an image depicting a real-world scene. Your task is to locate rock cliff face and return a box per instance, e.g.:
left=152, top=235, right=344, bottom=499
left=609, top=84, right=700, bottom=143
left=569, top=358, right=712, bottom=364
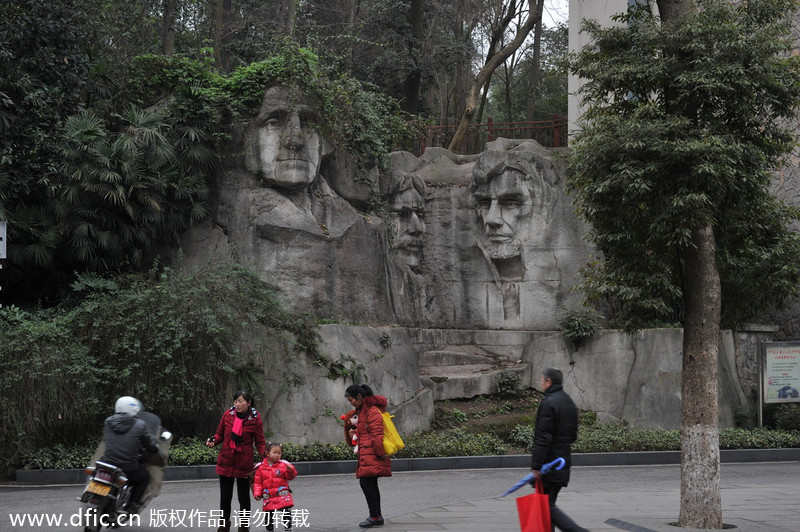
left=176, top=84, right=756, bottom=441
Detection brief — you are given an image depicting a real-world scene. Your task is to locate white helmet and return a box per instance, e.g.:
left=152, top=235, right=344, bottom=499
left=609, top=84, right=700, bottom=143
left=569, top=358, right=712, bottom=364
left=114, top=396, right=142, bottom=417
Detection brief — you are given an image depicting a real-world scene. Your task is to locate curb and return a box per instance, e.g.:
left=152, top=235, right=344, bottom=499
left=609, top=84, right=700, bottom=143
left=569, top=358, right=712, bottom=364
left=12, top=448, right=800, bottom=485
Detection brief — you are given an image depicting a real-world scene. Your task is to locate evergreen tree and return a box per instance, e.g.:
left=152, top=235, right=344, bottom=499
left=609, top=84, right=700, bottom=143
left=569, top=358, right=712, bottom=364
left=569, top=1, right=800, bottom=526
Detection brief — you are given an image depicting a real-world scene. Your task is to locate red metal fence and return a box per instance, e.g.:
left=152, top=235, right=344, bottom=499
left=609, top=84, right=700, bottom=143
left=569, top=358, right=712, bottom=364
left=419, top=116, right=568, bottom=155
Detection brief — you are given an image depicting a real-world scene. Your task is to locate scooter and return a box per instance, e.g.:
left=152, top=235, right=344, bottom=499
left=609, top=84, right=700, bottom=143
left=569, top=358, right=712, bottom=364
left=78, top=412, right=172, bottom=531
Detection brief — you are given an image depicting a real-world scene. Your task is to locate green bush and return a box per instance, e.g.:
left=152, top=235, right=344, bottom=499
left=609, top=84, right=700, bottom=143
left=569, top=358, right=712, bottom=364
left=495, top=371, right=523, bottom=398
left=509, top=420, right=799, bottom=454
left=719, top=427, right=800, bottom=449
left=557, top=306, right=600, bottom=348
left=508, top=424, right=537, bottom=450
left=0, top=263, right=323, bottom=473
left=573, top=423, right=680, bottom=453
left=281, top=441, right=354, bottom=462
left=774, top=404, right=800, bottom=431
left=430, top=407, right=469, bottom=430
left=16, top=423, right=800, bottom=471
left=168, top=437, right=220, bottom=466
left=19, top=441, right=100, bottom=470
left=395, top=428, right=508, bottom=458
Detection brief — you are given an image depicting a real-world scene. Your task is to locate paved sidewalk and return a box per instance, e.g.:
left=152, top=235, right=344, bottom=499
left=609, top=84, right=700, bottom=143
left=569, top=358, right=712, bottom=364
left=364, top=462, right=800, bottom=532
left=2, top=460, right=798, bottom=531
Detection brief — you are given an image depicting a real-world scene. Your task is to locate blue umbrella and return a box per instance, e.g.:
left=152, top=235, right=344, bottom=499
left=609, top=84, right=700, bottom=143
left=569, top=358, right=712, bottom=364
left=501, top=457, right=566, bottom=497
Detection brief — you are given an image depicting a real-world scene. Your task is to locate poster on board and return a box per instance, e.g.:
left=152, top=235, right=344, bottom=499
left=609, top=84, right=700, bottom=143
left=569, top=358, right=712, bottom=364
left=762, top=342, right=800, bottom=403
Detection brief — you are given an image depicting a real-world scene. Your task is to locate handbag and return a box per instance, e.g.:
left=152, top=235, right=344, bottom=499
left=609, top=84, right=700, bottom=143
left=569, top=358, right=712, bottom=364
left=381, top=411, right=405, bottom=456
left=515, top=477, right=551, bottom=532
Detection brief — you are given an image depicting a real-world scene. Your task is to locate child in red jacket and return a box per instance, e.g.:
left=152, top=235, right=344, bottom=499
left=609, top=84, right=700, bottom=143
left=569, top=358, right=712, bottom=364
left=253, top=443, right=298, bottom=531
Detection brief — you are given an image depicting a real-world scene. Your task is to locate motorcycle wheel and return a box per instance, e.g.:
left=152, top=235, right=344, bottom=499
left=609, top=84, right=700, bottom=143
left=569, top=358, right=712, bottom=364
left=82, top=500, right=106, bottom=532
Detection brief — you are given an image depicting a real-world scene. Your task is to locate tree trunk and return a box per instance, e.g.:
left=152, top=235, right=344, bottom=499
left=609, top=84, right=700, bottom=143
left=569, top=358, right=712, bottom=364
left=162, top=0, right=177, bottom=55
left=657, top=1, right=723, bottom=528
left=212, top=0, right=232, bottom=72
left=283, top=0, right=297, bottom=38
left=503, top=60, right=514, bottom=121
left=447, top=0, right=540, bottom=152
left=475, top=78, right=490, bottom=124
left=656, top=0, right=697, bottom=23
left=679, top=224, right=722, bottom=529
left=402, top=0, right=424, bottom=115
left=525, top=0, right=545, bottom=122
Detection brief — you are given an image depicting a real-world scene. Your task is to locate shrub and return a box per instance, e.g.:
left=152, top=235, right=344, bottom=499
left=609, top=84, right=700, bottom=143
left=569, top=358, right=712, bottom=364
left=573, top=423, right=680, bottom=453
left=774, top=404, right=800, bottom=432
left=508, top=424, right=537, bottom=451
left=495, top=371, right=522, bottom=398
left=396, top=428, right=508, bottom=458
left=19, top=441, right=100, bottom=470
left=281, top=442, right=354, bottom=462
left=719, top=427, right=800, bottom=449
left=430, top=407, right=469, bottom=429
left=0, top=263, right=323, bottom=473
left=557, top=306, right=600, bottom=349
left=168, top=437, right=220, bottom=466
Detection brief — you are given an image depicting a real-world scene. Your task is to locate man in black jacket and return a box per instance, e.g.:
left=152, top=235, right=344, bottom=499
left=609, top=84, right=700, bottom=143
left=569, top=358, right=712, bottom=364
left=101, top=396, right=162, bottom=513
left=531, top=368, right=588, bottom=532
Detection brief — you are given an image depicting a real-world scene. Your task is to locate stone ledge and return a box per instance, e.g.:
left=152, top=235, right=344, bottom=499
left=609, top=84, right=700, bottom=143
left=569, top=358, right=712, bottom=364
left=12, top=448, right=800, bottom=484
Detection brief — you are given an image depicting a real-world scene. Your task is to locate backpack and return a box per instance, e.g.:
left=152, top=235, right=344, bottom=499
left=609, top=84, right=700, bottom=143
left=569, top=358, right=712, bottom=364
left=382, top=412, right=405, bottom=456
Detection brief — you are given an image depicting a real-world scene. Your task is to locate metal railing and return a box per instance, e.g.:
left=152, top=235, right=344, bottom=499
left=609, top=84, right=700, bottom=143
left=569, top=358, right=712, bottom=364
left=419, top=116, right=567, bottom=155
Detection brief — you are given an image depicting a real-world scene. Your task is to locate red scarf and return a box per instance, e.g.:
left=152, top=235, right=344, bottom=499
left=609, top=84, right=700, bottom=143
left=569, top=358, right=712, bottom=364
left=230, top=414, right=245, bottom=451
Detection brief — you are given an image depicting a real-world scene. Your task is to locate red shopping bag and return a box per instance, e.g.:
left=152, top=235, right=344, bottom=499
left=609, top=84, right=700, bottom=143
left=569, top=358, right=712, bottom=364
left=515, top=478, right=551, bottom=532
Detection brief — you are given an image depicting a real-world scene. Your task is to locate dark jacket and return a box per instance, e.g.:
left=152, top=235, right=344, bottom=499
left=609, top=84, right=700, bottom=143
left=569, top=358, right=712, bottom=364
left=101, top=413, right=160, bottom=470
left=531, top=383, right=578, bottom=487
left=213, top=406, right=267, bottom=478
left=355, top=395, right=392, bottom=479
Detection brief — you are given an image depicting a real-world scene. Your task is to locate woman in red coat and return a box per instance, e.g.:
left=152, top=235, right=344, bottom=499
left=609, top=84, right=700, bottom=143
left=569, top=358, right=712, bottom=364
left=344, top=384, right=391, bottom=528
left=206, top=390, right=267, bottom=532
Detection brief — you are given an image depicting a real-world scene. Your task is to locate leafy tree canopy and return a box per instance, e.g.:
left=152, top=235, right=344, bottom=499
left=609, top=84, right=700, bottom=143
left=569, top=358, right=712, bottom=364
left=568, top=0, right=800, bottom=330
left=1, top=5, right=413, bottom=308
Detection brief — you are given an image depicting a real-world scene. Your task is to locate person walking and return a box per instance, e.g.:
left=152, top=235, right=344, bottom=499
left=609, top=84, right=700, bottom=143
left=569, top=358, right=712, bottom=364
left=531, top=368, right=588, bottom=532
left=343, top=384, right=392, bottom=528
left=253, top=442, right=298, bottom=531
left=207, top=390, right=267, bottom=532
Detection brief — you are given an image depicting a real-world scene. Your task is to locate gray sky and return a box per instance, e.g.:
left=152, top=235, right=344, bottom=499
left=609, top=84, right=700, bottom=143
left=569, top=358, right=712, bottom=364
left=543, top=0, right=569, bottom=27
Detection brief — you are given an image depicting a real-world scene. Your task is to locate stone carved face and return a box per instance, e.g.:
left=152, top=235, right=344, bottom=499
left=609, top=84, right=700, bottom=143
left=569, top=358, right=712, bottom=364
left=387, top=172, right=426, bottom=271
left=472, top=167, right=534, bottom=260
left=254, top=86, right=324, bottom=190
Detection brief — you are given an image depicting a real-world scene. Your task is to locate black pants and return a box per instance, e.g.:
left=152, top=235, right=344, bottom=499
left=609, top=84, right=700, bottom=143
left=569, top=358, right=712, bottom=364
left=265, top=507, right=293, bottom=531
left=359, top=476, right=382, bottom=518
left=219, top=475, right=251, bottom=524
left=121, top=463, right=150, bottom=508
left=542, top=483, right=588, bottom=532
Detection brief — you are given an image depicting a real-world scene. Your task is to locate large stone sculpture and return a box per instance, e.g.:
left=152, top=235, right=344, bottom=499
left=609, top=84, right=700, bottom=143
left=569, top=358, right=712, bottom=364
left=380, top=152, right=430, bottom=323
left=244, top=85, right=361, bottom=237
left=382, top=152, right=427, bottom=273
left=181, top=84, right=395, bottom=323
left=411, top=139, right=592, bottom=329
left=471, top=146, right=558, bottom=319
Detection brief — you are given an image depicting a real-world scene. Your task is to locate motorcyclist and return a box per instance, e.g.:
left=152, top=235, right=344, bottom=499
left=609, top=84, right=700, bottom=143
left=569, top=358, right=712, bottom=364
left=100, top=396, right=163, bottom=513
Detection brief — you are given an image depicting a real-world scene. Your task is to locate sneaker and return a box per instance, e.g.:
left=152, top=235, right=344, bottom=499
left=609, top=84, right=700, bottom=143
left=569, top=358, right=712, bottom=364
left=359, top=516, right=384, bottom=527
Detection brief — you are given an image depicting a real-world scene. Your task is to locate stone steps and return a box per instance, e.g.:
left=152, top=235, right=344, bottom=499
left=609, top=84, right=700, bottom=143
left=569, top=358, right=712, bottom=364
left=418, top=347, right=530, bottom=401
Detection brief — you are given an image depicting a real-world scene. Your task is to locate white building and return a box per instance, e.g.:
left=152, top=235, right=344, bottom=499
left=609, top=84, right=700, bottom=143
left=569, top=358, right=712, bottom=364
left=568, top=1, right=659, bottom=139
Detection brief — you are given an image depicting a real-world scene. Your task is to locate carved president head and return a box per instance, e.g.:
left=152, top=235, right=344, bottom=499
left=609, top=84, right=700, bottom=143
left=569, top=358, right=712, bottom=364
left=252, top=85, right=332, bottom=190
left=383, top=170, right=426, bottom=272
left=471, top=149, right=556, bottom=262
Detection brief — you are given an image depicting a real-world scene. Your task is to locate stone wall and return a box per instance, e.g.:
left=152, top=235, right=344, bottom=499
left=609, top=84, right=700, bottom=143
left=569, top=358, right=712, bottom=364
left=177, top=80, right=780, bottom=443
left=258, top=324, right=757, bottom=443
